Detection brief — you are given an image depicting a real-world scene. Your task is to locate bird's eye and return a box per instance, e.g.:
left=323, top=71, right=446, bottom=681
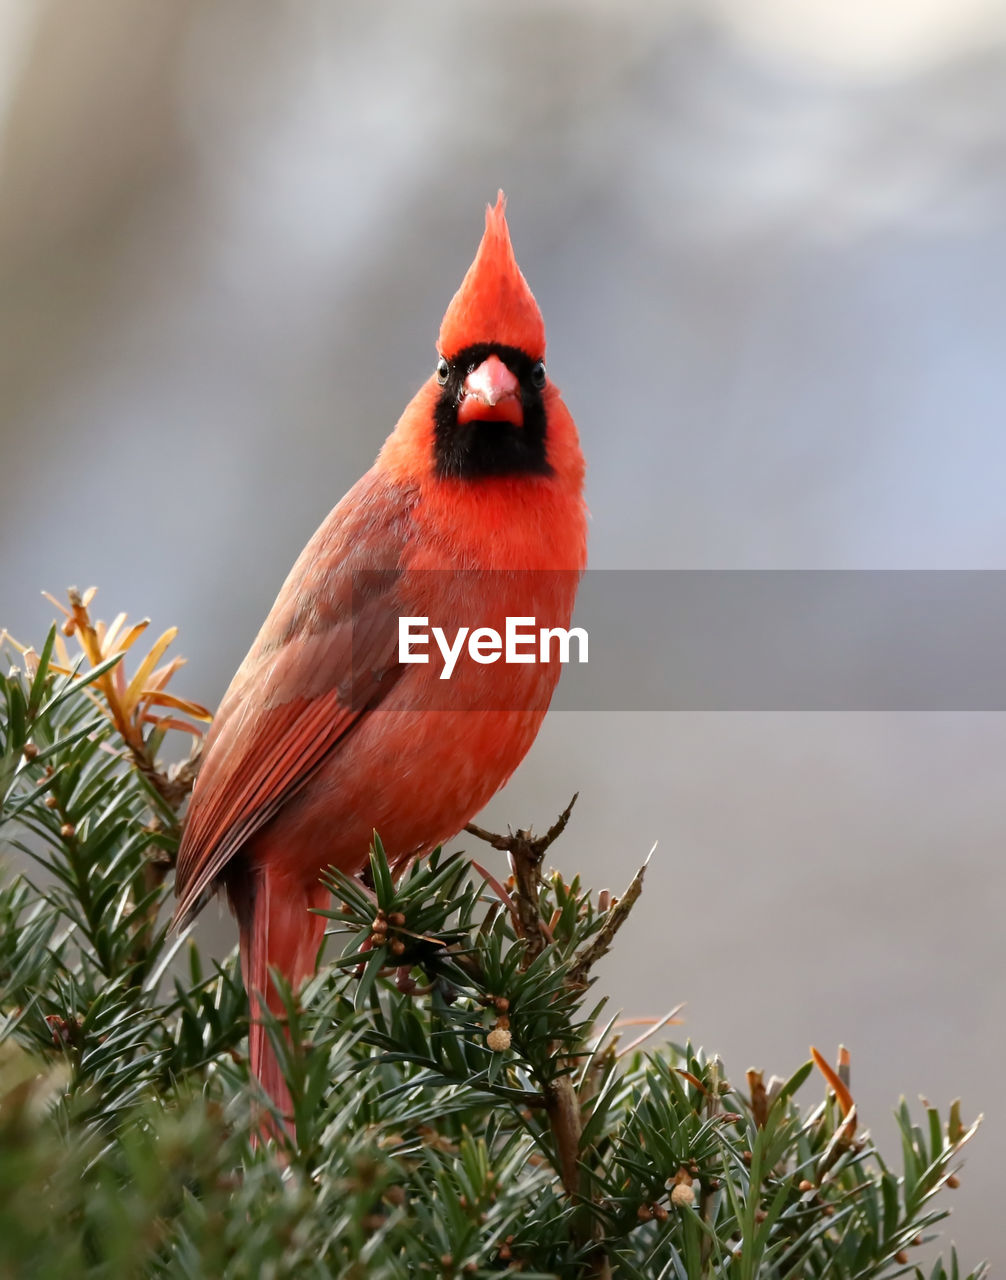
left=531, top=360, right=547, bottom=389
left=436, top=356, right=450, bottom=385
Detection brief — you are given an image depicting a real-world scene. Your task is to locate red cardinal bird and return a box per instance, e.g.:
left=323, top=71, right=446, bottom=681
left=173, top=192, right=587, bottom=1132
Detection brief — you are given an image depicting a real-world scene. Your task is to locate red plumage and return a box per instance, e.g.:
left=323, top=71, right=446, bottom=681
left=173, top=193, right=587, bottom=1135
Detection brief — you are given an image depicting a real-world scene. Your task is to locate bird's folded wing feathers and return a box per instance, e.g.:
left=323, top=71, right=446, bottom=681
left=172, top=479, right=414, bottom=929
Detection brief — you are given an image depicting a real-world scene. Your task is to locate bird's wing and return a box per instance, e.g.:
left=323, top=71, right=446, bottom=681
left=172, top=473, right=415, bottom=929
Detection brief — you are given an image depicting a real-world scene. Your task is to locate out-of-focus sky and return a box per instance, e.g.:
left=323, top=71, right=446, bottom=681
left=1, top=0, right=1003, bottom=1265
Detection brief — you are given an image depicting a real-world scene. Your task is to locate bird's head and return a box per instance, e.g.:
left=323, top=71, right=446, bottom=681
left=380, top=192, right=583, bottom=500
left=431, top=192, right=553, bottom=480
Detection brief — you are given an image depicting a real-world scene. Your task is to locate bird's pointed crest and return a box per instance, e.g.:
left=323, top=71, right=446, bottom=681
left=438, top=192, right=546, bottom=361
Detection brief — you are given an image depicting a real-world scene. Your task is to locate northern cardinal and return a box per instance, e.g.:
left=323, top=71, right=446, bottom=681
left=173, top=193, right=587, bottom=1132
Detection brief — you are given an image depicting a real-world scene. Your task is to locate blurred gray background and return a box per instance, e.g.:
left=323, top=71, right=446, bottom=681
left=1, top=0, right=1003, bottom=1266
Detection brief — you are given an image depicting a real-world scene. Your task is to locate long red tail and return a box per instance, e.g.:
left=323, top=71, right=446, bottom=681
left=229, top=869, right=328, bottom=1141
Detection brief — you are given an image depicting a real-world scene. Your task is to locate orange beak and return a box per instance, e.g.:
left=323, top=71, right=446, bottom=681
left=456, top=355, right=523, bottom=427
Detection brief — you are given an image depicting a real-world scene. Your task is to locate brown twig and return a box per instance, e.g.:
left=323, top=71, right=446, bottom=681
left=544, top=1074, right=583, bottom=1198
left=465, top=793, right=577, bottom=965
left=466, top=797, right=584, bottom=1199
left=465, top=799, right=653, bottom=1279
left=464, top=791, right=576, bottom=856
left=567, top=843, right=654, bottom=990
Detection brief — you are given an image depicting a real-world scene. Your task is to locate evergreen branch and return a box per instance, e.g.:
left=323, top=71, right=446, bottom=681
left=0, top=605, right=988, bottom=1278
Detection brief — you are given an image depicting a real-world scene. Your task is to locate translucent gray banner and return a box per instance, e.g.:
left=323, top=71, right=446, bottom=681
left=348, top=571, right=1006, bottom=711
